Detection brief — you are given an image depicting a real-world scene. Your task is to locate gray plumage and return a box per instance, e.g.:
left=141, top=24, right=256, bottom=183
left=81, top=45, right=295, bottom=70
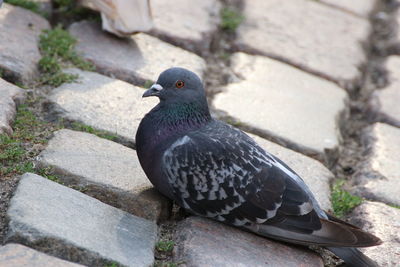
left=136, top=67, right=381, bottom=267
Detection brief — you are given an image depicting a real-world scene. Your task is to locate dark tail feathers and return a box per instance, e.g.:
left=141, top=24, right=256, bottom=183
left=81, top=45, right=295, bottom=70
left=327, top=247, right=379, bottom=267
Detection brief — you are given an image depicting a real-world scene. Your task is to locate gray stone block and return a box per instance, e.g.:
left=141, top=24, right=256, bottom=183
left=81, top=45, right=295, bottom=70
left=0, top=78, right=26, bottom=135
left=235, top=0, right=369, bottom=84
left=0, top=4, right=50, bottom=83
left=37, top=129, right=170, bottom=221
left=6, top=173, right=157, bottom=267
left=214, top=53, right=346, bottom=156
left=355, top=123, right=400, bottom=206
left=349, top=201, right=400, bottom=267
left=174, top=216, right=323, bottom=267
left=150, top=0, right=221, bottom=54
left=373, top=56, right=400, bottom=127
left=48, top=68, right=158, bottom=144
left=69, top=20, right=206, bottom=86
left=0, top=244, right=83, bottom=267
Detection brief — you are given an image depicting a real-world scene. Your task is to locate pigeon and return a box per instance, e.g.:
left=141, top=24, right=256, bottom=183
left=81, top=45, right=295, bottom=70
left=136, top=67, right=382, bottom=267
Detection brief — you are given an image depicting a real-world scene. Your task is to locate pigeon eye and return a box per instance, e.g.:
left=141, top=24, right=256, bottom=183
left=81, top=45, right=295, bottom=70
left=175, top=80, right=185, bottom=88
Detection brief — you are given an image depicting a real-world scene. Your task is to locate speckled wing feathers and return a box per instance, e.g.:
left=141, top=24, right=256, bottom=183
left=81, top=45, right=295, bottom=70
left=162, top=122, right=319, bottom=231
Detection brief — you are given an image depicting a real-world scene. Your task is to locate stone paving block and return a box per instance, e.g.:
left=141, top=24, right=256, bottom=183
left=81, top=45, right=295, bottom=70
left=355, top=123, right=400, bottom=206
left=0, top=3, right=50, bottom=83
left=0, top=244, right=83, bottom=267
left=5, top=173, right=157, bottom=267
left=47, top=68, right=158, bottom=144
left=349, top=201, right=400, bottom=267
left=69, top=20, right=206, bottom=86
left=235, top=0, right=369, bottom=84
left=319, top=0, right=377, bottom=18
left=373, top=56, right=400, bottom=127
left=214, top=53, right=346, bottom=157
left=174, top=216, right=323, bottom=267
left=250, top=134, right=332, bottom=212
left=150, top=0, right=220, bottom=54
left=0, top=79, right=26, bottom=135
left=38, top=129, right=170, bottom=221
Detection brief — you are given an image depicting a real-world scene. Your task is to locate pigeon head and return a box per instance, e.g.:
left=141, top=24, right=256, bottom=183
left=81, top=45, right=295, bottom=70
left=142, top=67, right=206, bottom=104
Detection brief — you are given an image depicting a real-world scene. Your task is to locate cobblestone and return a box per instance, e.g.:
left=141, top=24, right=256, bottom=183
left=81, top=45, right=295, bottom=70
left=349, top=201, right=400, bottom=267
left=47, top=68, right=158, bottom=144
left=0, top=3, right=50, bottom=83
left=0, top=244, right=83, bottom=267
left=373, top=56, right=400, bottom=127
left=235, top=0, right=369, bottom=84
left=6, top=173, right=157, bottom=267
left=0, top=78, right=26, bottom=135
left=355, top=123, right=400, bottom=206
left=69, top=20, right=206, bottom=86
left=37, top=129, right=169, bottom=221
left=174, top=216, right=323, bottom=267
left=150, top=0, right=221, bottom=54
left=214, top=53, right=346, bottom=157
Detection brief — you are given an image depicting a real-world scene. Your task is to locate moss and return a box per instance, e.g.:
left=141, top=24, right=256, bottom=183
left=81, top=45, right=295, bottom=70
left=0, top=105, right=59, bottom=177
left=331, top=179, right=363, bottom=218
left=70, top=121, right=118, bottom=141
left=4, top=0, right=47, bottom=17
left=155, top=240, right=174, bottom=252
left=388, top=203, right=400, bottom=209
left=38, top=25, right=94, bottom=87
left=220, top=7, right=244, bottom=32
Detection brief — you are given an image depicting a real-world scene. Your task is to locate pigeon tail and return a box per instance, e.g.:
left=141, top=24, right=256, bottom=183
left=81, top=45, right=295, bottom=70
left=327, top=247, right=379, bottom=267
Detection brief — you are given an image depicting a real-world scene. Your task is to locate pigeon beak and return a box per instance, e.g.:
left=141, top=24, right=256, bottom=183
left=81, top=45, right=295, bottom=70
left=143, top=83, right=163, bottom=98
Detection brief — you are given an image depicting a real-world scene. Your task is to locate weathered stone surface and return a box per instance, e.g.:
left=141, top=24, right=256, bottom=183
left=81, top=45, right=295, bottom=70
left=0, top=4, right=50, bottom=83
left=235, top=0, right=369, bottom=84
left=150, top=0, right=220, bottom=54
left=0, top=79, right=26, bottom=135
left=319, top=0, right=377, bottom=18
left=214, top=53, right=346, bottom=156
left=38, top=129, right=169, bottom=221
left=174, top=216, right=323, bottom=267
left=374, top=56, right=400, bottom=127
left=349, top=201, right=400, bottom=267
left=250, top=134, right=332, bottom=211
left=6, top=173, right=157, bottom=267
left=0, top=244, right=83, bottom=267
left=356, top=123, right=400, bottom=206
left=69, top=20, right=206, bottom=86
left=48, top=68, right=158, bottom=144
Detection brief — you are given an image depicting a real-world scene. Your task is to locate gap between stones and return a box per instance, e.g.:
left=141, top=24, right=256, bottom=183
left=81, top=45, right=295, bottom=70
left=327, top=0, right=399, bottom=212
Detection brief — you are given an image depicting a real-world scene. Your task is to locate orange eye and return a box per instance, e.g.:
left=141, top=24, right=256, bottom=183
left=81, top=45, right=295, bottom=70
left=175, top=80, right=185, bottom=88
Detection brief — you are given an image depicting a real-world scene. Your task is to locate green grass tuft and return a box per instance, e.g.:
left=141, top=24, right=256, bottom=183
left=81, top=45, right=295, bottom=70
left=4, top=0, right=47, bottom=16
left=38, top=25, right=94, bottom=87
left=331, top=179, right=362, bottom=218
left=388, top=203, right=400, bottom=209
left=70, top=122, right=118, bottom=141
left=104, top=263, right=119, bottom=267
left=156, top=240, right=174, bottom=252
left=0, top=105, right=53, bottom=176
left=220, top=7, right=244, bottom=32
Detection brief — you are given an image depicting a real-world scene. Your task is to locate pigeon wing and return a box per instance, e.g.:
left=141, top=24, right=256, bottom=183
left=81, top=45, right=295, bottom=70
left=161, top=123, right=381, bottom=247
left=162, top=123, right=319, bottom=228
